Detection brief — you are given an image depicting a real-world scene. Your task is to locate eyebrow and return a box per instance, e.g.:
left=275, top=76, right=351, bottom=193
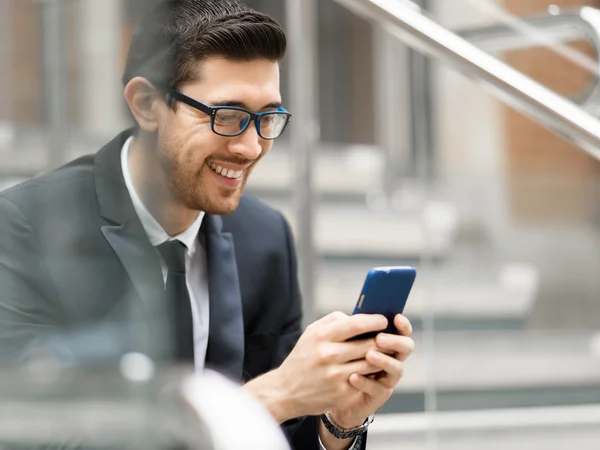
left=210, top=100, right=283, bottom=110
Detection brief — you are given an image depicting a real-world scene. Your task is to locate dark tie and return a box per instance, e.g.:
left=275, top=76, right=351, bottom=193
left=157, top=240, right=194, bottom=362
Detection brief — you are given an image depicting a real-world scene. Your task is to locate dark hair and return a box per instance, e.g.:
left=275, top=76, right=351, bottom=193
left=122, top=0, right=286, bottom=93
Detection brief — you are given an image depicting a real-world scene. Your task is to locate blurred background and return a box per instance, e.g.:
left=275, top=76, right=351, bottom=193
left=1, top=0, right=600, bottom=448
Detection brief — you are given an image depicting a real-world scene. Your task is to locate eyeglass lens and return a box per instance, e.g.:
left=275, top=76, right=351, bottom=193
left=213, top=109, right=287, bottom=139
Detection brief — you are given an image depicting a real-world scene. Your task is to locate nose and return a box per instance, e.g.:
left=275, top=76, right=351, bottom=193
left=227, top=122, right=263, bottom=160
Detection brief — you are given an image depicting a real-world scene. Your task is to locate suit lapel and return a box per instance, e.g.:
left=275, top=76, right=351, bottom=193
left=203, top=214, right=245, bottom=381
left=93, top=131, right=169, bottom=357
left=94, top=130, right=164, bottom=302
left=101, top=219, right=163, bottom=309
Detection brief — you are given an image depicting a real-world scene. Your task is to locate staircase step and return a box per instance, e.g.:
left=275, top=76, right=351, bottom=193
left=262, top=199, right=460, bottom=259
left=312, top=260, right=539, bottom=325
left=246, top=144, right=384, bottom=195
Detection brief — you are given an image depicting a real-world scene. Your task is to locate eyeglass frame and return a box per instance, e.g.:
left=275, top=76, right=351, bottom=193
left=164, top=88, right=292, bottom=140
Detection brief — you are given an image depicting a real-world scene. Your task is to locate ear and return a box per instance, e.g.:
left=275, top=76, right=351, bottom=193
left=123, top=77, right=165, bottom=133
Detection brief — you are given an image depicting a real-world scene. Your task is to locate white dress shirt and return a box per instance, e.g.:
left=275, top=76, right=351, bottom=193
left=121, top=136, right=209, bottom=372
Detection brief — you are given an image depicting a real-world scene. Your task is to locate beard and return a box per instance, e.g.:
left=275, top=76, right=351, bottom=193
left=157, top=131, right=257, bottom=215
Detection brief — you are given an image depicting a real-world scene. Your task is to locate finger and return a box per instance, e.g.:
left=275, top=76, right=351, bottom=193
left=319, top=338, right=394, bottom=366
left=371, top=370, right=398, bottom=389
left=307, top=312, right=349, bottom=340
left=375, top=334, right=415, bottom=362
left=367, top=371, right=383, bottom=380
left=365, top=350, right=404, bottom=388
left=344, top=358, right=384, bottom=376
left=327, top=314, right=388, bottom=342
left=394, top=314, right=413, bottom=336
left=313, top=311, right=348, bottom=327
left=328, top=338, right=378, bottom=363
left=348, top=373, right=394, bottom=401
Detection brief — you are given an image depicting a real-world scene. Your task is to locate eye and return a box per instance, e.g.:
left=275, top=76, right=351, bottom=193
left=215, top=111, right=240, bottom=123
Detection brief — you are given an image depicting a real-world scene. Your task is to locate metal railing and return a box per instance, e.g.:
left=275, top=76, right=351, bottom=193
left=331, top=0, right=600, bottom=158
left=458, top=6, right=600, bottom=114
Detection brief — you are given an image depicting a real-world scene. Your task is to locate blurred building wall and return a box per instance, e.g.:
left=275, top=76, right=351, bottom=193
left=0, top=0, right=12, bottom=125
left=431, top=0, right=510, bottom=238
left=2, top=0, right=600, bottom=230
left=12, top=0, right=43, bottom=125
left=77, top=0, right=127, bottom=137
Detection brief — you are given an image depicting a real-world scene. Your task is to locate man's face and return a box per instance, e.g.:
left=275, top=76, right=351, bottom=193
left=155, top=57, right=281, bottom=215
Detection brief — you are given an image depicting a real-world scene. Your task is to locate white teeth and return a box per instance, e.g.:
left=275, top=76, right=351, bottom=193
left=208, top=163, right=243, bottom=179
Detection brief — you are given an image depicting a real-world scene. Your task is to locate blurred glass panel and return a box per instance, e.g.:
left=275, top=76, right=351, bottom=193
left=1, top=1, right=175, bottom=447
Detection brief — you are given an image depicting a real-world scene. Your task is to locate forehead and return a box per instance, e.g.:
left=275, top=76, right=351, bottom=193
left=185, top=57, right=281, bottom=105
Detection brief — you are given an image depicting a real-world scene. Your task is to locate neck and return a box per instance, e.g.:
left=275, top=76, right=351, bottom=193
left=128, top=133, right=198, bottom=236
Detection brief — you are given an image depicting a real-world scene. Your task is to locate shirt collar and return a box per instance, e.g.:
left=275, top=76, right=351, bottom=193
left=121, top=135, right=205, bottom=254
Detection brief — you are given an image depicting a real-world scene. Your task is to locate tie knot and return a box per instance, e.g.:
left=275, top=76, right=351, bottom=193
left=157, top=240, right=187, bottom=274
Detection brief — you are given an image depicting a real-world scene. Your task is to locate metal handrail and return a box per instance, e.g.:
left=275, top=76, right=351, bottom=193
left=454, top=6, right=600, bottom=62
left=457, top=6, right=600, bottom=115
left=330, top=0, right=600, bottom=161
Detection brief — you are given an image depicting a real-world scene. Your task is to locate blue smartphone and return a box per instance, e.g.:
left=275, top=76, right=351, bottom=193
left=349, top=266, right=416, bottom=340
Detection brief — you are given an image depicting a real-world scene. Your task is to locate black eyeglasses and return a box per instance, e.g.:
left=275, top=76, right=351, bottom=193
left=167, top=89, right=292, bottom=140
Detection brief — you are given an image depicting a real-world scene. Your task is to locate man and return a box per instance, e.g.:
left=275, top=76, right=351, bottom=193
left=0, top=1, right=414, bottom=449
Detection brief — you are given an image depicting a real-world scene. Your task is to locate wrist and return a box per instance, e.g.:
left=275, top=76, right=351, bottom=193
left=328, top=409, right=368, bottom=430
left=242, top=368, right=298, bottom=424
left=320, top=411, right=373, bottom=446
left=318, top=420, right=355, bottom=450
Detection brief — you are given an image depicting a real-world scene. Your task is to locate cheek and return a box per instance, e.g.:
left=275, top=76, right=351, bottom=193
left=167, top=124, right=218, bottom=168
left=259, top=141, right=274, bottom=158
left=185, top=134, right=225, bottom=169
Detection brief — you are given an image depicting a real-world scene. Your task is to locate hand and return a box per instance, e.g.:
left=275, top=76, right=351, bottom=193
left=244, top=311, right=389, bottom=423
left=329, top=314, right=414, bottom=428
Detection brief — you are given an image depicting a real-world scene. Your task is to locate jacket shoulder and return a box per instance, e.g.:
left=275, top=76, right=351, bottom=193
left=0, top=155, right=95, bottom=211
left=221, top=195, right=291, bottom=244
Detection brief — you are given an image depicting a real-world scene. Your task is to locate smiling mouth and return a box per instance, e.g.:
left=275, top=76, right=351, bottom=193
left=207, top=162, right=244, bottom=180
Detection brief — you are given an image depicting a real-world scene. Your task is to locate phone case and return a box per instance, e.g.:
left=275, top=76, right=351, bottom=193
left=350, top=266, right=416, bottom=340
